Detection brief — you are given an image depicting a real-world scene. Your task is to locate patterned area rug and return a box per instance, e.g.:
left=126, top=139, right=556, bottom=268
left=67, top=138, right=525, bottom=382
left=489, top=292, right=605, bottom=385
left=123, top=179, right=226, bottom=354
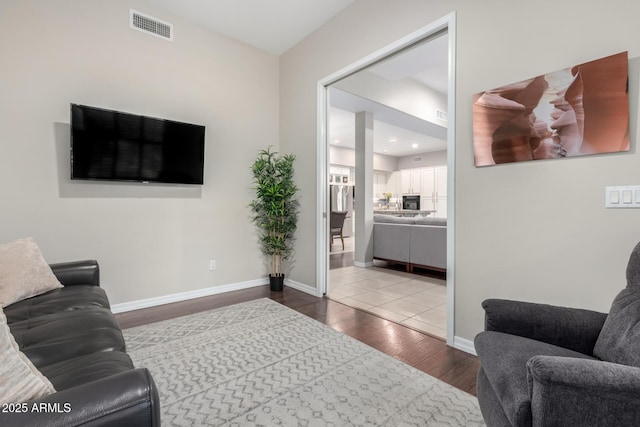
left=123, top=298, right=484, bottom=426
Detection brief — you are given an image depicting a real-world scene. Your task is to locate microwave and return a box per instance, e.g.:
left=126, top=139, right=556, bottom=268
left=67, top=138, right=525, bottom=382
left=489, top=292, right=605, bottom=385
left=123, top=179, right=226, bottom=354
left=402, top=195, right=420, bottom=210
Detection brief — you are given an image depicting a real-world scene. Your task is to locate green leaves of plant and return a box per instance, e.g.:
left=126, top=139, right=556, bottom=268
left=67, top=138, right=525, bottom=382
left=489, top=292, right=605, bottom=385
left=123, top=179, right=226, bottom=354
left=249, top=147, right=300, bottom=276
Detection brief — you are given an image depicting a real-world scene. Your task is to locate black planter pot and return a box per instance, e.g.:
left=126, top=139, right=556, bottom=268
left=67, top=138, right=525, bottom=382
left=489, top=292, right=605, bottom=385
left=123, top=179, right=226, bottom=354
left=269, top=274, right=285, bottom=292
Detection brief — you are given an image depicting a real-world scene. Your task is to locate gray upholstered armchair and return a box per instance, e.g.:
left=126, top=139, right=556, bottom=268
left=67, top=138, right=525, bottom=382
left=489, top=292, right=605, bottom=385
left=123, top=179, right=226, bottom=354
left=475, top=241, right=640, bottom=426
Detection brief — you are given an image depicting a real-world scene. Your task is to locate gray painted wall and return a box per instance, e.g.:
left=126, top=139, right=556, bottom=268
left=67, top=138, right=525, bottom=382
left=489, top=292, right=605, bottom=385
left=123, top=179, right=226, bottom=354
left=280, top=0, right=640, bottom=341
left=0, top=0, right=278, bottom=304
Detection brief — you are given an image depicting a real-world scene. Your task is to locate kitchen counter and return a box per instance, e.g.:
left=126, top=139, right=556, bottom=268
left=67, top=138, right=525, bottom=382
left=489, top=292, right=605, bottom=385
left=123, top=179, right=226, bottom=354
left=373, top=209, right=435, bottom=217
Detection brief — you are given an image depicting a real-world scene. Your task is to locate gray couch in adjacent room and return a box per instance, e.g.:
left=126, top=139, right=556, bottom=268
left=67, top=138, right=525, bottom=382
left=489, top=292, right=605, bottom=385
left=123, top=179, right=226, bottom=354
left=474, top=241, right=640, bottom=426
left=372, top=214, right=446, bottom=272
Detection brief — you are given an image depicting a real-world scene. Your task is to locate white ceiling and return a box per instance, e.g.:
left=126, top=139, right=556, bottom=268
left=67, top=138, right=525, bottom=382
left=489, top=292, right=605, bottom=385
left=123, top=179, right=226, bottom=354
left=330, top=106, right=447, bottom=157
left=329, top=86, right=447, bottom=157
left=154, top=0, right=355, bottom=55
left=330, top=35, right=449, bottom=157
left=368, top=33, right=449, bottom=94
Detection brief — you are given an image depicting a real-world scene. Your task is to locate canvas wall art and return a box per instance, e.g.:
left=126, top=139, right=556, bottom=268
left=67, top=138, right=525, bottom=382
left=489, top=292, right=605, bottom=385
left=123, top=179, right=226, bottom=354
left=472, top=51, right=630, bottom=167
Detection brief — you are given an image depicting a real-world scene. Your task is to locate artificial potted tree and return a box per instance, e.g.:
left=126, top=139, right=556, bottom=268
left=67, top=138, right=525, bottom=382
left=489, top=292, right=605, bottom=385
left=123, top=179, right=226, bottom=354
left=250, top=147, right=300, bottom=291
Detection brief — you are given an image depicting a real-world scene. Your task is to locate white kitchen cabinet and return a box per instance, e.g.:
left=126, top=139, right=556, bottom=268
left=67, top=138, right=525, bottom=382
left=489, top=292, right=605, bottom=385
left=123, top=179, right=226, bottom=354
left=401, top=169, right=422, bottom=194
left=401, top=170, right=410, bottom=193
left=437, top=198, right=447, bottom=218
left=388, top=171, right=401, bottom=196
left=421, top=166, right=447, bottom=218
left=436, top=166, right=447, bottom=196
left=373, top=172, right=389, bottom=198
left=421, top=166, right=447, bottom=198
left=420, top=195, right=447, bottom=217
left=420, top=196, right=436, bottom=212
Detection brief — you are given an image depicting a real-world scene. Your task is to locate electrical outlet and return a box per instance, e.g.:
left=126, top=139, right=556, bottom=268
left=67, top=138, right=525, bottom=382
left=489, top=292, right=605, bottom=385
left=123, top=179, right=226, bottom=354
left=209, top=260, right=216, bottom=271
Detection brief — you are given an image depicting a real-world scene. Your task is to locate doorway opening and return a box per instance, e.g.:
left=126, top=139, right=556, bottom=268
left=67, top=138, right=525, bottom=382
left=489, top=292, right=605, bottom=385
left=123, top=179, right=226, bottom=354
left=317, top=13, right=456, bottom=345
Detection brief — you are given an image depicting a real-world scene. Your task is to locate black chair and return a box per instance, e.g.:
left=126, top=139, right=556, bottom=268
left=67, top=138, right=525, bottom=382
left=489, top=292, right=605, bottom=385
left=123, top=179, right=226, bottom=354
left=329, top=211, right=348, bottom=251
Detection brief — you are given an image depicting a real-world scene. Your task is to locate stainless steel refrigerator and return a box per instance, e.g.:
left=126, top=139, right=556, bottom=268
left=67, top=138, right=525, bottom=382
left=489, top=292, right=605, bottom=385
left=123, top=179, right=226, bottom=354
left=330, top=185, right=353, bottom=237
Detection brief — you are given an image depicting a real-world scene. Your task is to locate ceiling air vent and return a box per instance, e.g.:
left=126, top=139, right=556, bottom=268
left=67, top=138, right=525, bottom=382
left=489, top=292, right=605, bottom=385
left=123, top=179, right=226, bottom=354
left=130, top=10, right=173, bottom=41
left=436, top=109, right=448, bottom=122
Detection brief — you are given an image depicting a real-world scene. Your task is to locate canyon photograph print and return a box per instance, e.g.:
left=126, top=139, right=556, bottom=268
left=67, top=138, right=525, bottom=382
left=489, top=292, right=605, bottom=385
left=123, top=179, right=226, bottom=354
left=473, top=51, right=630, bottom=167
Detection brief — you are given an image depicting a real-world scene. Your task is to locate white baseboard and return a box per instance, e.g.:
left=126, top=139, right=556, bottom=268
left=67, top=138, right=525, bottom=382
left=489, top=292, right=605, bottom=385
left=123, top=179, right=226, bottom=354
left=285, top=278, right=321, bottom=297
left=453, top=336, right=477, bottom=356
left=111, top=277, right=320, bottom=314
left=353, top=261, right=374, bottom=268
left=110, top=278, right=266, bottom=314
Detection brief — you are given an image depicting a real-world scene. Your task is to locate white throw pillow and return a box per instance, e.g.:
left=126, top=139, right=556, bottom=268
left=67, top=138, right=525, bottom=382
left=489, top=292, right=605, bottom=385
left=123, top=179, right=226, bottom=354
left=0, top=307, right=56, bottom=404
left=0, top=237, right=63, bottom=308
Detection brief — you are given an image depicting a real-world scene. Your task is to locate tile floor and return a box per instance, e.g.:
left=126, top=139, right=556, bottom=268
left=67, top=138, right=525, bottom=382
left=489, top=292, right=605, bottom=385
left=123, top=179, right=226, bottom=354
left=328, top=237, right=447, bottom=339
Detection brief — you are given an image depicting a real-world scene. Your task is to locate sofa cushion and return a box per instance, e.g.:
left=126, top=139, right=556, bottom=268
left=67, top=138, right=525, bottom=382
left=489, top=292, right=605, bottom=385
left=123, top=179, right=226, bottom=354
left=9, top=307, right=126, bottom=368
left=475, top=331, right=596, bottom=427
left=373, top=214, right=416, bottom=224
left=476, top=367, right=513, bottom=427
left=3, top=285, right=110, bottom=324
left=0, top=308, right=56, bottom=404
left=0, top=237, right=63, bottom=308
left=39, top=351, right=134, bottom=391
left=413, top=216, right=447, bottom=226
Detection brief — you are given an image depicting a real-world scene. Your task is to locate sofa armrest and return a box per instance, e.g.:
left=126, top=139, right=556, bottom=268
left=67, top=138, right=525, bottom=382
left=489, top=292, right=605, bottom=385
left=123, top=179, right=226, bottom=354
left=0, top=368, right=159, bottom=427
left=50, top=260, right=100, bottom=287
left=527, top=356, right=640, bottom=427
left=482, top=299, right=607, bottom=355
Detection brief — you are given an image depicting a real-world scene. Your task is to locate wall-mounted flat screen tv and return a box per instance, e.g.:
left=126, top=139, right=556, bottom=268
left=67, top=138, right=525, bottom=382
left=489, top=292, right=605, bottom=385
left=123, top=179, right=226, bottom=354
left=71, top=104, right=205, bottom=184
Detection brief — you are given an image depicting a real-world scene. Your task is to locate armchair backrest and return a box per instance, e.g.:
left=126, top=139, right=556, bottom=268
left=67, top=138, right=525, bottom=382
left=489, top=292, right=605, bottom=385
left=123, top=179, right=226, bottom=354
left=593, top=240, right=640, bottom=367
left=627, top=241, right=640, bottom=290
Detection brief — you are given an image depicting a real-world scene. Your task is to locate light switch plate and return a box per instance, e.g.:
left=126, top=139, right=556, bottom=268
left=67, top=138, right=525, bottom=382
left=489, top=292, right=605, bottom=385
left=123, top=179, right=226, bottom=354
left=606, top=186, right=640, bottom=208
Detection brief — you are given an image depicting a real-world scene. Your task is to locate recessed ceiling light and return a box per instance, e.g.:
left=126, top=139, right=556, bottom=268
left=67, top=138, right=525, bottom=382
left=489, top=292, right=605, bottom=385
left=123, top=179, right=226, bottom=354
left=334, top=139, right=340, bottom=144
left=383, top=149, right=388, bottom=153
left=412, top=143, right=419, bottom=148
left=389, top=138, right=397, bottom=143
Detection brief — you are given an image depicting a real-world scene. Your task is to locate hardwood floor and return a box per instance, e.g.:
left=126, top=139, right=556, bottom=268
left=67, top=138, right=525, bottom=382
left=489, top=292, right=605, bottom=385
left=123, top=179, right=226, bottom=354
left=330, top=251, right=354, bottom=269
left=115, top=285, right=479, bottom=396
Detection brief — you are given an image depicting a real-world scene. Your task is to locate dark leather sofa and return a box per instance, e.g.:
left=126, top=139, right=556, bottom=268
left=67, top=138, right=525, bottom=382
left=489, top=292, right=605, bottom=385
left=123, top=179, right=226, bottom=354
left=0, top=260, right=160, bottom=426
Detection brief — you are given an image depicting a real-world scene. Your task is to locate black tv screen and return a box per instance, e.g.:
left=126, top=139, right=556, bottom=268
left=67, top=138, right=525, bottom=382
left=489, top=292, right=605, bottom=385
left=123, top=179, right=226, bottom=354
left=71, top=104, right=205, bottom=184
